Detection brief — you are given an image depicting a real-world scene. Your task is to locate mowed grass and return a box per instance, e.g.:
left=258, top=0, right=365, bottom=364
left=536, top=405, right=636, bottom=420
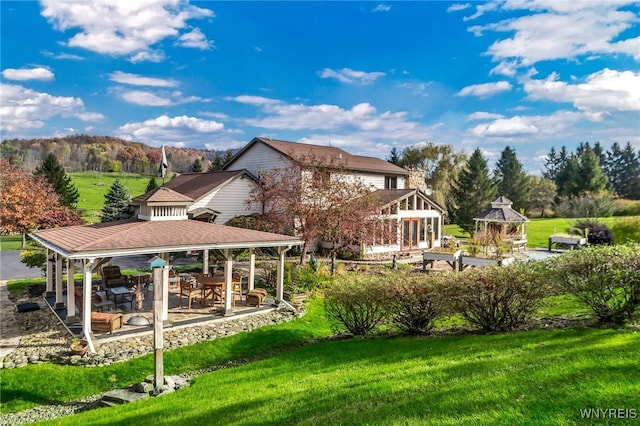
left=444, top=216, right=631, bottom=248
left=39, top=327, right=640, bottom=426
left=69, top=172, right=150, bottom=223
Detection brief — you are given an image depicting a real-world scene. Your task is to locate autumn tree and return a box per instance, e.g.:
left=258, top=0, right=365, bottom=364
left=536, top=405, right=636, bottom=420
left=393, top=142, right=466, bottom=218
left=101, top=179, right=134, bottom=222
left=451, top=148, right=497, bottom=234
left=34, top=153, right=79, bottom=209
left=249, top=154, right=392, bottom=269
left=1, top=160, right=83, bottom=247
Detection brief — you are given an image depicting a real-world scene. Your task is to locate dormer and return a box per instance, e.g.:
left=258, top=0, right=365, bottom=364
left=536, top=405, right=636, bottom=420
left=130, top=186, right=194, bottom=221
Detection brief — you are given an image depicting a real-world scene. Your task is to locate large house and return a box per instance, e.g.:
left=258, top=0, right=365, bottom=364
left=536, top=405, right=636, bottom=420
left=161, top=137, right=445, bottom=259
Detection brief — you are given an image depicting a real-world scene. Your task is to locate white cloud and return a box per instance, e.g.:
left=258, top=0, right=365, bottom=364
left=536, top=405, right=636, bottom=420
left=116, top=89, right=208, bottom=106
left=318, top=68, right=386, bottom=85
left=40, top=0, right=214, bottom=59
left=471, top=116, right=539, bottom=137
left=109, top=71, right=178, bottom=87
left=225, top=95, right=283, bottom=106
left=456, top=81, right=512, bottom=97
left=447, top=3, right=471, bottom=13
left=372, top=4, right=391, bottom=13
left=470, top=1, right=639, bottom=67
left=469, top=110, right=584, bottom=139
left=468, top=112, right=504, bottom=121
left=176, top=27, right=214, bottom=50
left=0, top=83, right=103, bottom=133
left=524, top=69, right=640, bottom=115
left=117, top=114, right=224, bottom=144
left=464, top=1, right=500, bottom=21
left=489, top=61, right=518, bottom=77
left=397, top=82, right=430, bottom=97
left=130, top=50, right=165, bottom=63
left=2, top=67, right=54, bottom=81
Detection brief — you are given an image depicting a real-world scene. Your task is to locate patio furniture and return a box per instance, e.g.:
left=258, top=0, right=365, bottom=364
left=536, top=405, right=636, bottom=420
left=232, top=273, right=243, bottom=303
left=74, top=288, right=115, bottom=312
left=91, top=312, right=123, bottom=334
left=199, top=276, right=224, bottom=307
left=101, top=265, right=129, bottom=289
left=179, top=277, right=202, bottom=310
left=246, top=288, right=267, bottom=307
left=108, top=286, right=134, bottom=309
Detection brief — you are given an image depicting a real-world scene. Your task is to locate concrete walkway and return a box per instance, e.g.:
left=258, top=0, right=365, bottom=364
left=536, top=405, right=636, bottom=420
left=0, top=280, right=21, bottom=358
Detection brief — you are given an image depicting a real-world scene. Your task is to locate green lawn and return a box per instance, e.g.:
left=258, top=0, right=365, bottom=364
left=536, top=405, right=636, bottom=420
left=69, top=171, right=150, bottom=223
left=444, top=216, right=630, bottom=248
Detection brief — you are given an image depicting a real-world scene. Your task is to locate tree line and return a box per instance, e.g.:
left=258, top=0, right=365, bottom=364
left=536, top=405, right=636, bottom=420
left=388, top=141, right=640, bottom=233
left=0, top=134, right=236, bottom=175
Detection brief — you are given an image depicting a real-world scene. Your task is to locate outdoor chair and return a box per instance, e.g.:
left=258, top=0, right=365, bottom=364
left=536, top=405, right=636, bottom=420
left=246, top=288, right=268, bottom=307
left=178, top=277, right=202, bottom=310
left=232, top=273, right=243, bottom=304
left=101, top=265, right=129, bottom=289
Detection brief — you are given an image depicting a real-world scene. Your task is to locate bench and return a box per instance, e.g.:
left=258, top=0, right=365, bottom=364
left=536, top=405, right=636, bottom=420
left=91, top=312, right=123, bottom=334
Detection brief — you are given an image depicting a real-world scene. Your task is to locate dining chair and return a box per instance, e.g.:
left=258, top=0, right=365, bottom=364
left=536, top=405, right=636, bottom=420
left=178, top=277, right=202, bottom=310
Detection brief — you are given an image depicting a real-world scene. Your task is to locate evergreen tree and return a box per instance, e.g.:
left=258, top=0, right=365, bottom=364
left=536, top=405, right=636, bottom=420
left=451, top=148, right=497, bottom=234
left=191, top=157, right=203, bottom=173
left=208, top=153, right=225, bottom=172
left=605, top=142, right=640, bottom=199
left=576, top=146, right=608, bottom=194
left=146, top=177, right=159, bottom=193
left=387, top=147, right=401, bottom=165
left=101, top=179, right=134, bottom=222
left=34, top=153, right=79, bottom=209
left=542, top=146, right=567, bottom=181
left=555, top=155, right=580, bottom=197
left=493, top=146, right=530, bottom=212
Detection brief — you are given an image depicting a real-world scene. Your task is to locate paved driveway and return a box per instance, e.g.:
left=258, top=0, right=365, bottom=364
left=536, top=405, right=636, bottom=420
left=0, top=251, right=42, bottom=280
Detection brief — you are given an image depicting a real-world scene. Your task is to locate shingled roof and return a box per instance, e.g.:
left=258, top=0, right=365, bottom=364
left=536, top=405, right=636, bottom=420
left=474, top=197, right=529, bottom=223
left=160, top=170, right=254, bottom=201
left=226, top=137, right=409, bottom=176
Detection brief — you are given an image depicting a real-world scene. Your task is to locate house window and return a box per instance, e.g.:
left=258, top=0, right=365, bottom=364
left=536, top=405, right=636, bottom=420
left=385, top=176, right=397, bottom=189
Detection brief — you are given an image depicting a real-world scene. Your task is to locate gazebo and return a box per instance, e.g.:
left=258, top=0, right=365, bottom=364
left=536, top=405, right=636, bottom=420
left=473, top=196, right=529, bottom=250
left=29, top=186, right=303, bottom=353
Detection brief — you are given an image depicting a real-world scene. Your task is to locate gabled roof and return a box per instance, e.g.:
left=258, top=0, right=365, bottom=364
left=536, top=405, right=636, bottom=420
left=160, top=170, right=255, bottom=201
left=30, top=219, right=302, bottom=259
left=131, top=186, right=193, bottom=205
left=372, top=189, right=446, bottom=213
left=225, top=137, right=409, bottom=176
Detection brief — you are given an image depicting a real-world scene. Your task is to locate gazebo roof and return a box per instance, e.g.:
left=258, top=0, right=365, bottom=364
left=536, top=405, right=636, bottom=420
left=473, top=197, right=529, bottom=224
left=30, top=219, right=302, bottom=259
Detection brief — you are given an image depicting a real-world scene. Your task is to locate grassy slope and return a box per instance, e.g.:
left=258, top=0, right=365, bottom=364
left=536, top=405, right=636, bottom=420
left=69, top=172, right=150, bottom=223
left=40, top=328, right=639, bottom=426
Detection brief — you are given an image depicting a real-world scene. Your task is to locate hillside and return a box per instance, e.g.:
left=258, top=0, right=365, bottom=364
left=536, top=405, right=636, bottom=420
left=0, top=134, right=236, bottom=175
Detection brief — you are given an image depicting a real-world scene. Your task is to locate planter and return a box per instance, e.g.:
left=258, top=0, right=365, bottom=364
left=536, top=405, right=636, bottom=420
left=459, top=255, right=514, bottom=271
left=548, top=236, right=586, bottom=251
left=69, top=339, right=89, bottom=356
left=283, top=291, right=310, bottom=304
left=423, top=249, right=461, bottom=271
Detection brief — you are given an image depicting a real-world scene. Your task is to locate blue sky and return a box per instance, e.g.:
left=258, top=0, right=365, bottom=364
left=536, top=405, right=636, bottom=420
left=1, top=1, right=639, bottom=174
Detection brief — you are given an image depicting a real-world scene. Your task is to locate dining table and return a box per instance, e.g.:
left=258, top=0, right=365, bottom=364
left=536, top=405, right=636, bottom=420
left=197, top=275, right=225, bottom=306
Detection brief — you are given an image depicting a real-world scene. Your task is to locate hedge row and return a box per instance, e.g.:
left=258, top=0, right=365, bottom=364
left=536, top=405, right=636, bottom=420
left=324, top=244, right=640, bottom=336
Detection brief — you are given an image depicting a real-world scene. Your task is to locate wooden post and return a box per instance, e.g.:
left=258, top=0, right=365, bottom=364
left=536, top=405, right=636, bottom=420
left=223, top=249, right=233, bottom=315
left=248, top=248, right=255, bottom=291
left=45, top=249, right=54, bottom=297
left=153, top=266, right=166, bottom=394
left=55, top=253, right=64, bottom=308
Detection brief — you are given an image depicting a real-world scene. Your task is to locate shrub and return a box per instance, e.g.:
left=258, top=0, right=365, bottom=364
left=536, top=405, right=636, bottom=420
left=554, top=192, right=614, bottom=218
left=549, top=244, right=640, bottom=324
left=611, top=217, right=640, bottom=244
left=324, top=274, right=390, bottom=336
left=388, top=273, right=448, bottom=335
left=573, top=220, right=614, bottom=245
left=445, top=261, right=553, bottom=332
left=612, top=199, right=640, bottom=216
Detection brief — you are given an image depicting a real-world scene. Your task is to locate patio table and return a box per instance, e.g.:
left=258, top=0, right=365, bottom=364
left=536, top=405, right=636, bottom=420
left=109, top=286, right=133, bottom=309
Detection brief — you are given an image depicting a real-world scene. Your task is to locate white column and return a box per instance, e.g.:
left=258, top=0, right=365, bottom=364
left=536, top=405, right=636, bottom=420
left=66, top=259, right=79, bottom=323
left=45, top=249, right=54, bottom=296
left=276, top=247, right=289, bottom=303
left=203, top=249, right=209, bottom=275
left=55, top=253, right=64, bottom=308
left=248, top=248, right=255, bottom=291
left=223, top=249, right=233, bottom=315
left=160, top=253, right=169, bottom=321
left=83, top=258, right=96, bottom=354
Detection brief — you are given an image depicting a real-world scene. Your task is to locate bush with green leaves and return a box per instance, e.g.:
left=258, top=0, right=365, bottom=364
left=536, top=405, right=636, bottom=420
left=549, top=244, right=640, bottom=324
left=388, top=273, right=448, bottom=335
left=324, top=274, right=390, bottom=336
left=611, top=217, right=640, bottom=244
left=445, top=261, right=554, bottom=332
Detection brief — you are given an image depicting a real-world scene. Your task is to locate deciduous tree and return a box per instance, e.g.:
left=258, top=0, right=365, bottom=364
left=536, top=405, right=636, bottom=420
left=528, top=176, right=557, bottom=218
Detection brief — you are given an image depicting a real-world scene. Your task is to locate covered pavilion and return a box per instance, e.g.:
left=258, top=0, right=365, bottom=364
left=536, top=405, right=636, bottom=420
left=29, top=186, right=303, bottom=353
